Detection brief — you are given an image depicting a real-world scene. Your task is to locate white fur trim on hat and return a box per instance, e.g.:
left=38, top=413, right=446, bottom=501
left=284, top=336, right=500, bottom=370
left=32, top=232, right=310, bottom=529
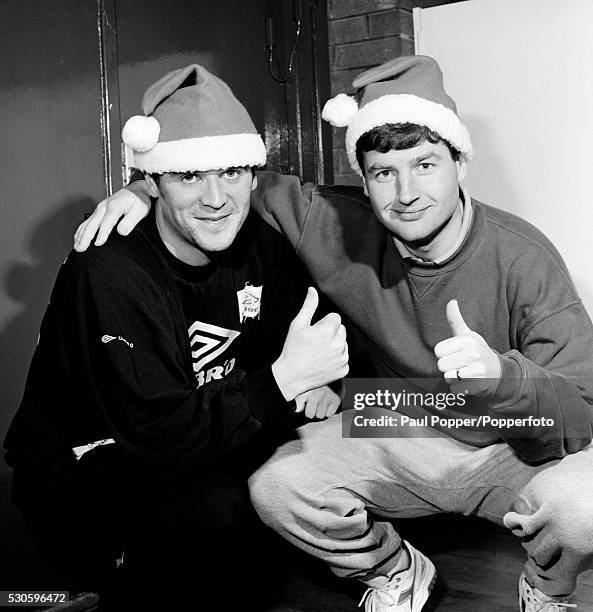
left=322, top=93, right=359, bottom=127
left=132, top=133, right=267, bottom=173
left=122, top=116, right=161, bottom=153
left=345, top=94, right=473, bottom=176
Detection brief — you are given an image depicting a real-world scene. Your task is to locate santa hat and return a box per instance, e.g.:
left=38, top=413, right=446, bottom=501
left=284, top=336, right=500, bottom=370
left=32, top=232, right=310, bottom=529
left=121, top=64, right=266, bottom=173
left=322, top=55, right=473, bottom=176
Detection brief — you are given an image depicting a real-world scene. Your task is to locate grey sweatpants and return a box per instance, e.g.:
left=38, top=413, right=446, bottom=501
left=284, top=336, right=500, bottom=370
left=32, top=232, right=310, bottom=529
left=249, top=411, right=593, bottom=596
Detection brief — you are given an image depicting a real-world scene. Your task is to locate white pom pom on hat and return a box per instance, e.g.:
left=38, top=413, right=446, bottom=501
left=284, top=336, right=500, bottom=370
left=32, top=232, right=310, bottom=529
left=122, top=115, right=160, bottom=153
left=321, top=93, right=359, bottom=127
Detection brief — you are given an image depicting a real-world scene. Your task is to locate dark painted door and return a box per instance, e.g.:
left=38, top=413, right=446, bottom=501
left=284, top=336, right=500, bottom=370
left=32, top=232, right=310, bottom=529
left=102, top=0, right=332, bottom=190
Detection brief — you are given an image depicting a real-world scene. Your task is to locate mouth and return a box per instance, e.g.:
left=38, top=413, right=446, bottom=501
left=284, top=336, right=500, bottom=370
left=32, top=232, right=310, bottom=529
left=196, top=214, right=231, bottom=224
left=391, top=207, right=429, bottom=219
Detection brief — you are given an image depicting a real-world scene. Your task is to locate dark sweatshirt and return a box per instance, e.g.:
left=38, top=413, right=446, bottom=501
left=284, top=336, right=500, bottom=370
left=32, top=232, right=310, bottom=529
left=4, top=208, right=309, bottom=474
left=251, top=171, right=593, bottom=462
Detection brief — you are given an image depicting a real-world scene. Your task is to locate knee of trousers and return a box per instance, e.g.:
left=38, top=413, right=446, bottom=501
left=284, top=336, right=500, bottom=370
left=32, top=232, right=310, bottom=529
left=248, top=453, right=314, bottom=529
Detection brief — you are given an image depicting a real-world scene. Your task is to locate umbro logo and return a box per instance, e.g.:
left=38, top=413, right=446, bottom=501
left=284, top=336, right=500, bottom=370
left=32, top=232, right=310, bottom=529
left=188, top=321, right=240, bottom=374
left=101, top=334, right=134, bottom=348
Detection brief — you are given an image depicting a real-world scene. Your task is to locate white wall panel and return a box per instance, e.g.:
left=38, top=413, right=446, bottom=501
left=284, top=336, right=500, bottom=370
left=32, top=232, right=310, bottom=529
left=414, top=0, right=593, bottom=315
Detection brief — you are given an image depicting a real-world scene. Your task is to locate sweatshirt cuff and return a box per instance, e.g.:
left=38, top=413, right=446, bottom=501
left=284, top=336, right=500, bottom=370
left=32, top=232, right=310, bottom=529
left=490, top=350, right=525, bottom=408
left=245, top=366, right=294, bottom=422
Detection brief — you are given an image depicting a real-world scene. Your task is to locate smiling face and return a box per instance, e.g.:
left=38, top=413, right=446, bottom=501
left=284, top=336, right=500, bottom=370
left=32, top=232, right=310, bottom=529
left=362, top=139, right=467, bottom=253
left=148, top=167, right=257, bottom=266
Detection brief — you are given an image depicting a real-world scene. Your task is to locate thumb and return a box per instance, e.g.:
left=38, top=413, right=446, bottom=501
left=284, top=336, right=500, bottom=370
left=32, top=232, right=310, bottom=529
left=446, top=299, right=472, bottom=336
left=292, top=287, right=319, bottom=328
left=503, top=508, right=545, bottom=536
left=503, top=510, right=524, bottom=531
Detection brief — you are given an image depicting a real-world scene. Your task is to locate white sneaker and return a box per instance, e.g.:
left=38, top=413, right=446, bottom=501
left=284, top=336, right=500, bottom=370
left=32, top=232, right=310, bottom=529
left=359, top=540, right=436, bottom=612
left=518, top=571, right=577, bottom=611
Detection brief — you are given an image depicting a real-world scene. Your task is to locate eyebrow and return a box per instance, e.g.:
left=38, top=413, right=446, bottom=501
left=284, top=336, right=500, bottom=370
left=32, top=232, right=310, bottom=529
left=366, top=163, right=393, bottom=172
left=366, top=151, right=444, bottom=172
left=413, top=152, right=442, bottom=164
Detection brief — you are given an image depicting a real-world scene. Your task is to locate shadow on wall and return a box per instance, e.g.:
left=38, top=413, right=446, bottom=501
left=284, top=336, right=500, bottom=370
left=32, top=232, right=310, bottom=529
left=0, top=197, right=94, bottom=589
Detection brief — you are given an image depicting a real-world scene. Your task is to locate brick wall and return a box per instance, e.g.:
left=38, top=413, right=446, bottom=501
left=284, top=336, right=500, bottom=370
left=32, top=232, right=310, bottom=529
left=327, top=0, right=460, bottom=185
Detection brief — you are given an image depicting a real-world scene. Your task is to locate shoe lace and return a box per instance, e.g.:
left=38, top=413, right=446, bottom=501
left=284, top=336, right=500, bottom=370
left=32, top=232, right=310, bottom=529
left=534, top=603, right=577, bottom=612
left=358, top=576, right=402, bottom=610
left=521, top=573, right=577, bottom=612
left=529, top=596, right=577, bottom=611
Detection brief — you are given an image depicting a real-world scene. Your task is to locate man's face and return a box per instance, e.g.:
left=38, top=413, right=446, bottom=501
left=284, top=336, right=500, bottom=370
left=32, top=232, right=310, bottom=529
left=149, top=167, right=257, bottom=265
left=362, top=140, right=466, bottom=246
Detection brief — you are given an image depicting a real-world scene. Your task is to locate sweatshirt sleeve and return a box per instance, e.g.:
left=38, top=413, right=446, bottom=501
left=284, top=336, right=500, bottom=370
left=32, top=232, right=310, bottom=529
left=250, top=171, right=315, bottom=251
left=13, top=245, right=293, bottom=471
left=489, top=251, right=593, bottom=461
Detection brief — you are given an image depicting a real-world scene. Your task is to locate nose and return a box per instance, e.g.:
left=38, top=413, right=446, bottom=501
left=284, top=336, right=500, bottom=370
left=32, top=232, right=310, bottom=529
left=201, top=176, right=226, bottom=209
left=397, top=173, right=418, bottom=206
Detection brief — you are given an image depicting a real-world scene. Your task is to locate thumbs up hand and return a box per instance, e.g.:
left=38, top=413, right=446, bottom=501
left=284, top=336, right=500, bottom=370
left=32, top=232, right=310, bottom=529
left=272, top=288, right=349, bottom=401
left=433, top=300, right=501, bottom=396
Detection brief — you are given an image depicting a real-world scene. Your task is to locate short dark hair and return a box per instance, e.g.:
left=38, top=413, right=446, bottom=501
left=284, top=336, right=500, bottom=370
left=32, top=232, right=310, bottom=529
left=355, top=123, right=460, bottom=173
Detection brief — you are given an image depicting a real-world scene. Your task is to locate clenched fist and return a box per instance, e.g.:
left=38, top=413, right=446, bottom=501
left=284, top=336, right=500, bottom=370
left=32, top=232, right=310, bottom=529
left=272, top=288, right=349, bottom=401
left=295, top=385, right=342, bottom=420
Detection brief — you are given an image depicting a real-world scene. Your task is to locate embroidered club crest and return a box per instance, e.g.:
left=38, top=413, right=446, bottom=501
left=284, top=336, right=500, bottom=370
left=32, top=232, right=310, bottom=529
left=237, top=282, right=262, bottom=323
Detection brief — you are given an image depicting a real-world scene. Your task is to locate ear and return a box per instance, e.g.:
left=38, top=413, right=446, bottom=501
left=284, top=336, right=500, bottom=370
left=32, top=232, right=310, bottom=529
left=251, top=174, right=258, bottom=192
left=456, top=158, right=468, bottom=183
left=144, top=173, right=160, bottom=198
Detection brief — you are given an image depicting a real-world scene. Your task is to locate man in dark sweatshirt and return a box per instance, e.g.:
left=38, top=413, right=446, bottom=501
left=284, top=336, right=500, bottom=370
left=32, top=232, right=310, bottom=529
left=4, top=64, right=349, bottom=609
left=71, top=56, right=593, bottom=612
